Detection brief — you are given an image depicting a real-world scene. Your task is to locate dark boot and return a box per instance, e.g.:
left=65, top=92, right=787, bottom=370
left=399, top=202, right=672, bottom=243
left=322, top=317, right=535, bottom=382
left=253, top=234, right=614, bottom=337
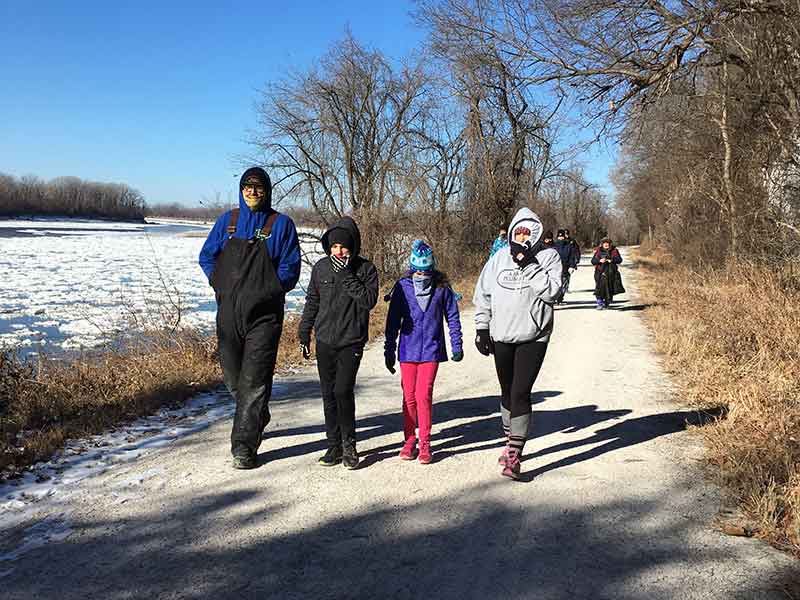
left=342, top=442, right=359, bottom=470
left=232, top=450, right=258, bottom=470
left=318, top=445, right=343, bottom=466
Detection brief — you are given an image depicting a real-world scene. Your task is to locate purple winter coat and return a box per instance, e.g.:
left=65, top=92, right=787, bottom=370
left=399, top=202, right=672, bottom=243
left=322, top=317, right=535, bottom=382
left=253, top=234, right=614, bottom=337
left=384, top=275, right=463, bottom=363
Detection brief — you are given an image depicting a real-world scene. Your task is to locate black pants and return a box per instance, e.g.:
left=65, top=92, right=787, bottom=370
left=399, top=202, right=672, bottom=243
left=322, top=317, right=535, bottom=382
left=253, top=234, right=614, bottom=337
left=594, top=270, right=613, bottom=304
left=212, top=233, right=285, bottom=457
left=316, top=340, right=363, bottom=447
left=493, top=340, right=548, bottom=419
left=218, top=309, right=282, bottom=456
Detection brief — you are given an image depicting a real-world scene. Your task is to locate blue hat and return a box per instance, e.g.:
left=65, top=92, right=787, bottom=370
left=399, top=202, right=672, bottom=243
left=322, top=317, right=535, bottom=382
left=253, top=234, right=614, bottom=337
left=409, top=239, right=435, bottom=272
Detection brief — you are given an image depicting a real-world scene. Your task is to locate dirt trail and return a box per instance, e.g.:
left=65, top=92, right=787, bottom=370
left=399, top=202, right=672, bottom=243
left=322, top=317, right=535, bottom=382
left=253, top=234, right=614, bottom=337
left=3, top=251, right=797, bottom=599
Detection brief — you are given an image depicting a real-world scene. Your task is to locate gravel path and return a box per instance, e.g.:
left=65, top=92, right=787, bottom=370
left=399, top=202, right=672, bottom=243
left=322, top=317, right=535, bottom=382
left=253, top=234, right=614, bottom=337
left=3, top=251, right=798, bottom=599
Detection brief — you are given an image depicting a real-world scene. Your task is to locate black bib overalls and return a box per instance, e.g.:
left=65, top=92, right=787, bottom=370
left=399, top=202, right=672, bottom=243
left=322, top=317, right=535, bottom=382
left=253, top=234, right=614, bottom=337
left=211, top=216, right=284, bottom=456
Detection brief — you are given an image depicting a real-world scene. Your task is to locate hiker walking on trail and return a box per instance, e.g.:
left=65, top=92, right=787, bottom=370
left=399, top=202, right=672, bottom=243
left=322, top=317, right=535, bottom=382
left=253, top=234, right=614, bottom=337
left=473, top=208, right=562, bottom=480
left=199, top=167, right=301, bottom=470
left=489, top=226, right=508, bottom=258
left=591, top=237, right=624, bottom=310
left=554, top=229, right=580, bottom=302
left=384, top=240, right=463, bottom=465
left=298, top=217, right=379, bottom=470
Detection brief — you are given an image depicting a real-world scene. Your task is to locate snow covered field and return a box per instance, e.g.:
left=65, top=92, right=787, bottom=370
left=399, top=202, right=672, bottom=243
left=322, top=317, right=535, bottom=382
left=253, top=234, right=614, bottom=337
left=0, top=218, right=321, bottom=356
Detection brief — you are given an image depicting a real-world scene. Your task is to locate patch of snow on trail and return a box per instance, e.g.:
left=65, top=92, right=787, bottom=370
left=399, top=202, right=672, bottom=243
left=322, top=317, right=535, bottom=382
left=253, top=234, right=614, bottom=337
left=0, top=514, right=73, bottom=576
left=0, top=389, right=245, bottom=521
left=0, top=383, right=280, bottom=568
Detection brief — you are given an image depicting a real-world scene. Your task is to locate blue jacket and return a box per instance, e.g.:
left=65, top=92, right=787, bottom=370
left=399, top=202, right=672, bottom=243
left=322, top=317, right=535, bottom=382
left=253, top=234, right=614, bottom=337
left=384, top=274, right=463, bottom=363
left=554, top=239, right=580, bottom=269
left=198, top=194, right=301, bottom=292
left=489, top=235, right=508, bottom=258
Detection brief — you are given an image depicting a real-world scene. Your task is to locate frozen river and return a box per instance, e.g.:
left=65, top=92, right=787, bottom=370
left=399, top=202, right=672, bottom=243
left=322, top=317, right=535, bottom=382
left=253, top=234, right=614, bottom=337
left=0, top=218, right=319, bottom=357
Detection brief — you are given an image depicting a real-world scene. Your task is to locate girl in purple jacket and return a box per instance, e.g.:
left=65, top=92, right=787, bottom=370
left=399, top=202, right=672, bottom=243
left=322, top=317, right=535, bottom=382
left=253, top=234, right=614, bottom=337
left=384, top=240, right=463, bottom=464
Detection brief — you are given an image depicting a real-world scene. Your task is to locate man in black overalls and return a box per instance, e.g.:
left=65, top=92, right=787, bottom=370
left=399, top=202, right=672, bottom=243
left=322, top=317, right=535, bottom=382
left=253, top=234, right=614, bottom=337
left=199, top=167, right=301, bottom=469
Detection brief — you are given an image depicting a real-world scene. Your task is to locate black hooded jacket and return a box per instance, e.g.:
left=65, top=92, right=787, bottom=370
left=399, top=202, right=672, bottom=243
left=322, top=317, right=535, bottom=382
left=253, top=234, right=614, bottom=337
left=298, top=217, right=379, bottom=349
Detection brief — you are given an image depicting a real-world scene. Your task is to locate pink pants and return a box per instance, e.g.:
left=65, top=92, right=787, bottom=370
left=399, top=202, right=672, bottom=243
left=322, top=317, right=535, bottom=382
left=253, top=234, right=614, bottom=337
left=400, top=361, right=440, bottom=443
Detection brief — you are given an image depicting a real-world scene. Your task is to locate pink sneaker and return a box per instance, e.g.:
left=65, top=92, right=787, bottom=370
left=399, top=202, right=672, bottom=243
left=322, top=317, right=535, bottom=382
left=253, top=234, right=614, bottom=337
left=498, top=445, right=510, bottom=466
left=399, top=437, right=417, bottom=460
left=418, top=441, right=432, bottom=464
left=501, top=449, right=521, bottom=480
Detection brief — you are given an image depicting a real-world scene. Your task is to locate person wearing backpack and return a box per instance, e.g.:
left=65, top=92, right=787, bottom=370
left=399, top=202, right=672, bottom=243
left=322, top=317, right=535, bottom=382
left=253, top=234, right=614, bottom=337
left=199, top=167, right=301, bottom=469
left=473, top=208, right=562, bottom=480
left=298, top=217, right=379, bottom=470
left=384, top=240, right=463, bottom=465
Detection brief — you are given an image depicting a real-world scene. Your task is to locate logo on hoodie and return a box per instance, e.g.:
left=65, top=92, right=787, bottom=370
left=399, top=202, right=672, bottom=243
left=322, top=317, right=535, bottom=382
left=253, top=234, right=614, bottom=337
left=497, top=268, right=532, bottom=291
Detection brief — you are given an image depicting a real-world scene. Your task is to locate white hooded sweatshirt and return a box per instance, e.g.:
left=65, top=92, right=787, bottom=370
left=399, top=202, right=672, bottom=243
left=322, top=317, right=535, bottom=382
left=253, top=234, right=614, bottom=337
left=473, top=208, right=562, bottom=344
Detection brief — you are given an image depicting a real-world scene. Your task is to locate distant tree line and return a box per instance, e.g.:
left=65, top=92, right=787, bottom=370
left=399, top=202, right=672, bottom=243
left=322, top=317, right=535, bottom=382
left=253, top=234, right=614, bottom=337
left=145, top=201, right=224, bottom=223
left=0, top=173, right=146, bottom=221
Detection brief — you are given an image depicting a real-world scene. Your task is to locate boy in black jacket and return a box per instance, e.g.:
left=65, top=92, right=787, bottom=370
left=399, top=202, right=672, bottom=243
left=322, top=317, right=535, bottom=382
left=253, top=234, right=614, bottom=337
left=298, top=217, right=379, bottom=469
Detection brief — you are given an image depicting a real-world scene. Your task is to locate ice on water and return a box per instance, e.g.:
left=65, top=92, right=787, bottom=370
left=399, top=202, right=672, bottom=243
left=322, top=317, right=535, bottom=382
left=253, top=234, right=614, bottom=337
left=0, top=218, right=320, bottom=356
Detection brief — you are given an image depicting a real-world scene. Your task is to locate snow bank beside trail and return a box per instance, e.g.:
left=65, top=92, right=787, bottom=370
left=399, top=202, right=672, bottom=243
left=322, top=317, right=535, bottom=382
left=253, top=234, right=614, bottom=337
left=0, top=389, right=242, bottom=523
left=0, top=382, right=289, bottom=571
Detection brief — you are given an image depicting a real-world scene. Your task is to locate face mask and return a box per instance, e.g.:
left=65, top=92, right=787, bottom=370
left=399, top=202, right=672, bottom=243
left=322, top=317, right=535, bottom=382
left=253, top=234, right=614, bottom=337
left=243, top=195, right=262, bottom=210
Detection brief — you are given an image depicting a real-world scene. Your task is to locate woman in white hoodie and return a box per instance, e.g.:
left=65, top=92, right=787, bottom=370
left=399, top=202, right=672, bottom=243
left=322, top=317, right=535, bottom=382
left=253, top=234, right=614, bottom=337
left=473, top=208, right=562, bottom=479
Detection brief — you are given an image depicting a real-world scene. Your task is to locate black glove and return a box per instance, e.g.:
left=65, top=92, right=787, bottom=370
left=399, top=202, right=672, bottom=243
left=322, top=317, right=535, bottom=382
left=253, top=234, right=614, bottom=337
left=474, top=329, right=494, bottom=356
left=451, top=350, right=464, bottom=362
left=511, top=239, right=543, bottom=269
left=301, top=343, right=311, bottom=360
left=385, top=353, right=396, bottom=374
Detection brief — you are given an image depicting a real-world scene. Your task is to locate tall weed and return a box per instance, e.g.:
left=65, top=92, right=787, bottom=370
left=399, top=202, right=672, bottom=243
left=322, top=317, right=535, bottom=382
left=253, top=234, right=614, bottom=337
left=636, top=253, right=800, bottom=554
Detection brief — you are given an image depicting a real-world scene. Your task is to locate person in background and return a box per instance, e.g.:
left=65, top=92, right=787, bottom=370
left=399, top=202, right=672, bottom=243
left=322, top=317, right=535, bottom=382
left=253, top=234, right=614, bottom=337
left=554, top=229, right=580, bottom=303
left=542, top=230, right=554, bottom=248
left=473, top=208, right=562, bottom=480
left=489, top=226, right=509, bottom=258
left=199, top=167, right=301, bottom=469
left=298, top=217, right=379, bottom=469
left=591, top=237, right=624, bottom=309
left=563, top=229, right=581, bottom=268
left=384, top=240, right=463, bottom=465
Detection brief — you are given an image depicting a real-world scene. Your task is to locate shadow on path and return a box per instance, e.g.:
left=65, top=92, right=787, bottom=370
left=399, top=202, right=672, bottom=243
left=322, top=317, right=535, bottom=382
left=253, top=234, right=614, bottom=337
left=521, top=408, right=723, bottom=482
left=3, top=475, right=794, bottom=600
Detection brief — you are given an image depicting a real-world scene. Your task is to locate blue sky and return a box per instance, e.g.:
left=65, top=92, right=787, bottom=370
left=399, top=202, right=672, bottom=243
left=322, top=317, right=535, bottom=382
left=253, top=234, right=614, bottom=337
left=0, top=1, right=615, bottom=207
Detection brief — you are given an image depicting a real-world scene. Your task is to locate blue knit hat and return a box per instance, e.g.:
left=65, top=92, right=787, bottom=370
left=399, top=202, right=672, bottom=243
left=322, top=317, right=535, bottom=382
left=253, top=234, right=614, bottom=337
left=409, top=239, right=435, bottom=272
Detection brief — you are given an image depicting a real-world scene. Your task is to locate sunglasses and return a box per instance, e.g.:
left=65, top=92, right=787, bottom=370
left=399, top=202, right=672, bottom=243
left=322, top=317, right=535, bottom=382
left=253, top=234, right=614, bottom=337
left=242, top=183, right=266, bottom=193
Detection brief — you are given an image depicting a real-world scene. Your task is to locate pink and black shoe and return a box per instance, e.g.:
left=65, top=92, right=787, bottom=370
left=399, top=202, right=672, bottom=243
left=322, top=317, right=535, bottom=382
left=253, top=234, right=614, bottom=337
left=498, top=445, right=510, bottom=466
left=501, top=448, right=521, bottom=480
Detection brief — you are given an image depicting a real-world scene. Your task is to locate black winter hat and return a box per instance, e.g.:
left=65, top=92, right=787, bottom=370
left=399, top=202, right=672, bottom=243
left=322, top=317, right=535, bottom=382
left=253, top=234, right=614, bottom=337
left=327, top=227, right=354, bottom=251
left=543, top=230, right=554, bottom=240
left=239, top=167, right=272, bottom=208
left=556, top=229, right=566, bottom=237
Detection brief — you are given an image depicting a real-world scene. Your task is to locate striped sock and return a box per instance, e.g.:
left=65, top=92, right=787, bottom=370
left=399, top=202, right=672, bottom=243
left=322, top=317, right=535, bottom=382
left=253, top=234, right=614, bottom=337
left=508, top=435, right=525, bottom=457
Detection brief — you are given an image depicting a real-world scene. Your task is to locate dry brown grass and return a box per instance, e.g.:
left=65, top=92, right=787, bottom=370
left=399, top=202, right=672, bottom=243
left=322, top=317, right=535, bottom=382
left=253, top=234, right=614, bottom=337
left=634, top=246, right=800, bottom=555
left=0, top=329, right=221, bottom=477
